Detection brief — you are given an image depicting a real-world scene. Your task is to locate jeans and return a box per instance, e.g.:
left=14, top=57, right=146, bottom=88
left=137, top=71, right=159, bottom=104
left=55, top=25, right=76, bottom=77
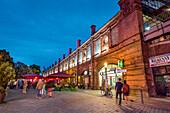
left=37, top=89, right=41, bottom=97
left=116, top=91, right=122, bottom=105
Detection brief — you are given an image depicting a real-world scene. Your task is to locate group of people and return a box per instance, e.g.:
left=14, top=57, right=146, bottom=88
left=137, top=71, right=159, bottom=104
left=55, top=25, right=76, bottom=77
left=115, top=78, right=131, bottom=105
left=35, top=79, right=54, bottom=99
left=20, top=79, right=54, bottom=99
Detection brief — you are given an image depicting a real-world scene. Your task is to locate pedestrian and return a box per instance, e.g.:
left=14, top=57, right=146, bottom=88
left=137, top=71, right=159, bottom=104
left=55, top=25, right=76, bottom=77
left=16, top=80, right=19, bottom=89
left=123, top=80, right=131, bottom=104
left=23, top=79, right=28, bottom=93
left=42, top=83, right=46, bottom=94
left=36, top=79, right=44, bottom=99
left=27, top=81, right=31, bottom=90
left=47, top=80, right=54, bottom=98
left=13, top=80, right=17, bottom=89
left=115, top=78, right=123, bottom=105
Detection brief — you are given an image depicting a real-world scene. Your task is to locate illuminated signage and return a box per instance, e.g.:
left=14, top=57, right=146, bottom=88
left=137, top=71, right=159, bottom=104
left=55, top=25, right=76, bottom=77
left=149, top=54, right=170, bottom=67
left=118, top=60, right=123, bottom=67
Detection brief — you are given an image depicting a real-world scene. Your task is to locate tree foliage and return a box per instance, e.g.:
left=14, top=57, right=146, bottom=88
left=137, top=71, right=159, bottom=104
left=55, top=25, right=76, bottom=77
left=29, top=64, right=41, bottom=75
left=15, top=64, right=32, bottom=79
left=0, top=50, right=15, bottom=94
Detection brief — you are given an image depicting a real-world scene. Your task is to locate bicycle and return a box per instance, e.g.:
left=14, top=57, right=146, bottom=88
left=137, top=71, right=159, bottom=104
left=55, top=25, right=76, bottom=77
left=101, top=88, right=113, bottom=98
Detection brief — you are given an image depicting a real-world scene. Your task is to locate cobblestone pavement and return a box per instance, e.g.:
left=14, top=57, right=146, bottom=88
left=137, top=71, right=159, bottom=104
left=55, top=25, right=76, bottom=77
left=0, top=89, right=170, bottom=113
left=78, top=89, right=170, bottom=110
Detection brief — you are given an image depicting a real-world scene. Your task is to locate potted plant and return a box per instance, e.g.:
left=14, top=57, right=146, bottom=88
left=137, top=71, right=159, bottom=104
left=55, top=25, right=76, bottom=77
left=0, top=62, right=15, bottom=104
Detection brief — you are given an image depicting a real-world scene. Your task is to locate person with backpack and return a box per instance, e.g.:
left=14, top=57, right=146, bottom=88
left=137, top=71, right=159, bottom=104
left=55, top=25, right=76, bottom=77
left=47, top=80, right=54, bottom=98
left=123, top=80, right=131, bottom=104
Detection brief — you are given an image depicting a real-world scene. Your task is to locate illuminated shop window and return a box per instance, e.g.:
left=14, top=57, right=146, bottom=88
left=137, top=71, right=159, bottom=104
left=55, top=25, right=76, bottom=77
left=95, top=39, right=101, bottom=57
left=83, top=50, right=86, bottom=62
left=102, top=36, right=109, bottom=53
left=87, top=46, right=91, bottom=60
left=67, top=60, right=69, bottom=69
left=75, top=54, right=77, bottom=66
left=79, top=51, right=82, bottom=64
left=60, top=64, right=62, bottom=72
left=55, top=67, right=58, bottom=73
left=70, top=57, right=72, bottom=68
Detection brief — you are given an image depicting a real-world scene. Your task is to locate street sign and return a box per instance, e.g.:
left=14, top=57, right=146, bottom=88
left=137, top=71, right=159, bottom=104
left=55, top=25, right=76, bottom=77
left=110, top=68, right=116, bottom=71
left=117, top=69, right=127, bottom=73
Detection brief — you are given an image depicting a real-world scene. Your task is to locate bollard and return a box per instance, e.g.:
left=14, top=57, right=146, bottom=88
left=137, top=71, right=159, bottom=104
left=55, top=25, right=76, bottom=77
left=141, top=89, right=144, bottom=104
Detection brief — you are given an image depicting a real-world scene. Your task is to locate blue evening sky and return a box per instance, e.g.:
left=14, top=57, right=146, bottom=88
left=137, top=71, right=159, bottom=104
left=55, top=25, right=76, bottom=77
left=0, top=0, right=120, bottom=70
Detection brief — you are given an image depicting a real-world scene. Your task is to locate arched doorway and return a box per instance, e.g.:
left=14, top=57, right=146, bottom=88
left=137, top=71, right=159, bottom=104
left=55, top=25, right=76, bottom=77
left=98, top=64, right=123, bottom=88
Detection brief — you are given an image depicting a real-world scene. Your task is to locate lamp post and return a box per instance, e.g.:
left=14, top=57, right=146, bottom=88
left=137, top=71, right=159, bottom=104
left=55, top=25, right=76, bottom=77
left=104, top=62, right=108, bottom=89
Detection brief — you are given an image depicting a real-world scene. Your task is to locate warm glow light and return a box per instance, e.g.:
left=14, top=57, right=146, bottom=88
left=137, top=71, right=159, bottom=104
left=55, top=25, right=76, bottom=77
left=104, top=62, right=107, bottom=68
left=145, top=26, right=150, bottom=31
left=35, top=77, right=37, bottom=79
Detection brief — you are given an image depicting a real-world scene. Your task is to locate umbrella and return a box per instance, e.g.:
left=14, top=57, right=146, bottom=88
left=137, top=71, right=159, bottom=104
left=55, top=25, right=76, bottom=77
left=46, top=72, right=75, bottom=79
left=22, top=74, right=44, bottom=79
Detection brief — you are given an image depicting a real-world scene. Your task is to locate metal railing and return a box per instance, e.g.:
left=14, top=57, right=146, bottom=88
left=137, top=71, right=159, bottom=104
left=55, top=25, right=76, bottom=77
left=141, top=10, right=170, bottom=33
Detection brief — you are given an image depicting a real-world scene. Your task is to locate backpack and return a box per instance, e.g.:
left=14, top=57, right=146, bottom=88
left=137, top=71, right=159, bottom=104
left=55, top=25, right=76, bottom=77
left=123, top=84, right=129, bottom=93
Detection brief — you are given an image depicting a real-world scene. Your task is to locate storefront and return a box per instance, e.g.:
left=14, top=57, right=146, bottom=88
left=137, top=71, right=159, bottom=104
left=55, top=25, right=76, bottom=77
left=78, top=70, right=90, bottom=89
left=149, top=53, right=170, bottom=96
left=98, top=64, right=125, bottom=89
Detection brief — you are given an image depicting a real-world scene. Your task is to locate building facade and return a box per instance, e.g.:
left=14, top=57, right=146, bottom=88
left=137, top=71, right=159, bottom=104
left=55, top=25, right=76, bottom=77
left=43, top=0, right=170, bottom=97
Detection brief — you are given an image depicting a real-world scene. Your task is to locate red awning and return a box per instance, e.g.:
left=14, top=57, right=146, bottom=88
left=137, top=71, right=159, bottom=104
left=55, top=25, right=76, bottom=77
left=46, top=72, right=75, bottom=78
left=22, top=74, right=43, bottom=79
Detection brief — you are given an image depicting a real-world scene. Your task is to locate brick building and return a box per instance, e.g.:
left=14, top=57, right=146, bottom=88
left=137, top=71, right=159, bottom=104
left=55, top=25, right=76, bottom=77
left=43, top=0, right=170, bottom=97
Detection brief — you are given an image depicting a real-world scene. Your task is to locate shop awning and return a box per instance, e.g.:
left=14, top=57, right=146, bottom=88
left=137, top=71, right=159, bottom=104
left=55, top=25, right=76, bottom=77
left=46, top=72, right=75, bottom=78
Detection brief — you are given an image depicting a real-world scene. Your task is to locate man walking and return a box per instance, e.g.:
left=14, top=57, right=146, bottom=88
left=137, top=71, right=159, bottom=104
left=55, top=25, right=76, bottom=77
left=115, top=78, right=123, bottom=105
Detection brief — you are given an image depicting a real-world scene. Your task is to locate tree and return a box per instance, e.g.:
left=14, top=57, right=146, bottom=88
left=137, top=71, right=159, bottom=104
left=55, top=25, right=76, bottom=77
left=0, top=50, right=15, bottom=94
left=15, top=64, right=32, bottom=79
left=29, top=64, right=41, bottom=75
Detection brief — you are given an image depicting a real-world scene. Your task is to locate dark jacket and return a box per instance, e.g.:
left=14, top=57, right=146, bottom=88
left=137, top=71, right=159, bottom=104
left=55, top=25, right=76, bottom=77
left=47, top=81, right=54, bottom=88
left=115, top=81, right=123, bottom=91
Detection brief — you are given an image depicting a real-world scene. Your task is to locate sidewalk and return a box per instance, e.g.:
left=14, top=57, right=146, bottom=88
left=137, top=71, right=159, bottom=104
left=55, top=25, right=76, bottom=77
left=77, top=89, right=170, bottom=111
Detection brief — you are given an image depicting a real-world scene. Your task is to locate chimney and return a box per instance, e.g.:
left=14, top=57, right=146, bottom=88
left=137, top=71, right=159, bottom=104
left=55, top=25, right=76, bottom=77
left=55, top=61, right=57, bottom=65
left=69, top=48, right=72, bottom=55
left=58, top=58, right=60, bottom=63
left=91, top=25, right=96, bottom=36
left=63, top=54, right=65, bottom=60
left=43, top=66, right=45, bottom=72
left=77, top=40, right=81, bottom=48
left=52, top=64, right=54, bottom=67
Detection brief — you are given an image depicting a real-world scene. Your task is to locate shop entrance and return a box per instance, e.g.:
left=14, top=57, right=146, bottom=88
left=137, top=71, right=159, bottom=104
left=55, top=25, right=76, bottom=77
left=99, top=64, right=123, bottom=89
left=152, top=66, right=170, bottom=96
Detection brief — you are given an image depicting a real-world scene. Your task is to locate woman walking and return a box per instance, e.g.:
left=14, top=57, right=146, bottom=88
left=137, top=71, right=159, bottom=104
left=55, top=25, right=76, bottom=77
left=23, top=79, right=27, bottom=93
left=47, top=80, right=54, bottom=98
left=123, top=80, right=131, bottom=104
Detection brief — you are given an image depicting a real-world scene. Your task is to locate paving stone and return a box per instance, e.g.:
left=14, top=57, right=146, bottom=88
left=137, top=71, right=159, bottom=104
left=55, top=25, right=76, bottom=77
left=145, top=107, right=151, bottom=113
left=155, top=109, right=159, bottom=113
left=0, top=89, right=170, bottom=113
left=150, top=108, right=155, bottom=113
left=158, top=109, right=164, bottom=113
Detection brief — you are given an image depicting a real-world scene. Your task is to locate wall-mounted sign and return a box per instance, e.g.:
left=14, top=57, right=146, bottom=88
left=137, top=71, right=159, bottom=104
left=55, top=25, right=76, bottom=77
left=117, top=69, right=127, bottom=73
left=118, top=60, right=124, bottom=67
left=149, top=53, right=170, bottom=67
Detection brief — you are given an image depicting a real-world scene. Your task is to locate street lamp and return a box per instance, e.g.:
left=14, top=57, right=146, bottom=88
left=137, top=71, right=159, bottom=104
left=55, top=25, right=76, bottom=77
left=104, top=62, right=108, bottom=90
